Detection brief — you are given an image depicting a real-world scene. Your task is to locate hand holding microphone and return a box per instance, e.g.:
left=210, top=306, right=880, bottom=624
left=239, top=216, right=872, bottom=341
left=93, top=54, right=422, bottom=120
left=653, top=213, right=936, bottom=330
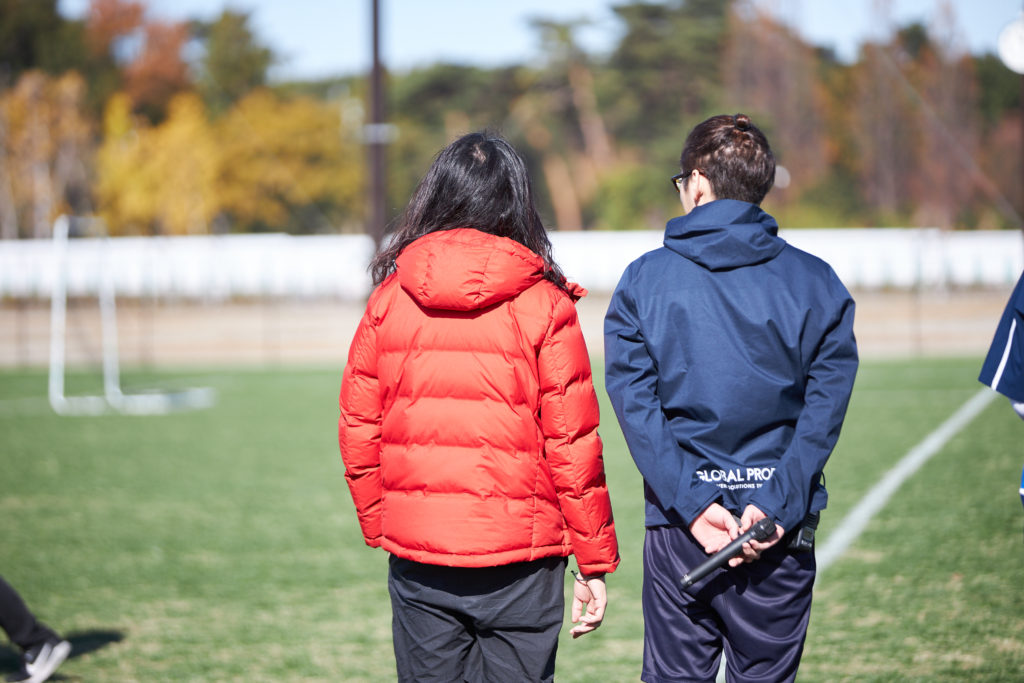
left=681, top=517, right=777, bottom=590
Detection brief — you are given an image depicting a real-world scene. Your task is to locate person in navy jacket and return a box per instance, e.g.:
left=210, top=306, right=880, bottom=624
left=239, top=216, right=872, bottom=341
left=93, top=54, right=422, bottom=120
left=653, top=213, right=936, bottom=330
left=605, top=113, right=858, bottom=682
left=979, top=271, right=1024, bottom=420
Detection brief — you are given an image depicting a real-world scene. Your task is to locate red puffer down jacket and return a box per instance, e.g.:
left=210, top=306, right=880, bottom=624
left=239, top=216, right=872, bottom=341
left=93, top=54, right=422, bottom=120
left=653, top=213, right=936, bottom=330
left=338, top=228, right=619, bottom=575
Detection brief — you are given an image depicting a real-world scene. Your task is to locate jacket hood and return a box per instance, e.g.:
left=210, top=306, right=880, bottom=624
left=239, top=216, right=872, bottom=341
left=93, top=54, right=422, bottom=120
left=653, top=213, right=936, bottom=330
left=664, top=199, right=785, bottom=271
left=395, top=228, right=546, bottom=311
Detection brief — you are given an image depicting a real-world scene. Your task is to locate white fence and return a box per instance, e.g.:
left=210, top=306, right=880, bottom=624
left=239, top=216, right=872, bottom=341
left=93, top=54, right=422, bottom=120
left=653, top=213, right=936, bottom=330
left=0, top=228, right=1021, bottom=301
left=551, top=228, right=1024, bottom=293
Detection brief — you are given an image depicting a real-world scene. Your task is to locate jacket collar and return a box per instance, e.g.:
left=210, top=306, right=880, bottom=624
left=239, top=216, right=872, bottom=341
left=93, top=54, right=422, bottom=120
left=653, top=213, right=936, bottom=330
left=663, top=199, right=785, bottom=271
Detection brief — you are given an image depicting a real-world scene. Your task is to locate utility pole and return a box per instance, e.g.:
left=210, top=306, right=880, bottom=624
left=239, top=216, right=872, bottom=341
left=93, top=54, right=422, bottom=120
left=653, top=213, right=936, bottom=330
left=367, top=0, right=389, bottom=249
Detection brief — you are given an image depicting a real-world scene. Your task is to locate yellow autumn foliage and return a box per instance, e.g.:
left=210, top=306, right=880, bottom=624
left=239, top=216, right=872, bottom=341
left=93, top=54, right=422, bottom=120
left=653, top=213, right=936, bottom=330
left=0, top=71, right=92, bottom=238
left=95, top=87, right=364, bottom=235
left=215, top=89, right=363, bottom=231
left=97, top=92, right=218, bottom=235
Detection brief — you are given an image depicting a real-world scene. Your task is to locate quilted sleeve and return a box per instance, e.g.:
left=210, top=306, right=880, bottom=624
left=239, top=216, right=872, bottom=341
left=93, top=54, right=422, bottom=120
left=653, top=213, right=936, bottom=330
left=338, top=303, right=384, bottom=547
left=538, top=293, right=620, bottom=576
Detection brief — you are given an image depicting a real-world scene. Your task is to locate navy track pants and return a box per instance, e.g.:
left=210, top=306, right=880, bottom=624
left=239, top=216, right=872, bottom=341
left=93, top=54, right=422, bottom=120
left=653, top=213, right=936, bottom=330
left=642, top=525, right=815, bottom=683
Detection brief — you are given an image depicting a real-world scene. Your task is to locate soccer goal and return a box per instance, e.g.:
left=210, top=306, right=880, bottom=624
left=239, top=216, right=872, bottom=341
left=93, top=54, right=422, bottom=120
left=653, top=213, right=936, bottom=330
left=47, top=215, right=215, bottom=416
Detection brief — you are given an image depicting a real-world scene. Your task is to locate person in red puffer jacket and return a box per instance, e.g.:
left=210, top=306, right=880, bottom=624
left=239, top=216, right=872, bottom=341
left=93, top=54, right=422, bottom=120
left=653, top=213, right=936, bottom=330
left=338, top=131, right=619, bottom=682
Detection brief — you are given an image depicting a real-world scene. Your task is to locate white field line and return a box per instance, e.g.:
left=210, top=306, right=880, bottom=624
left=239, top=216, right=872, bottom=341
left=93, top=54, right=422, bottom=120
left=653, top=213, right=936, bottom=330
left=717, top=388, right=997, bottom=683
left=816, top=387, right=997, bottom=573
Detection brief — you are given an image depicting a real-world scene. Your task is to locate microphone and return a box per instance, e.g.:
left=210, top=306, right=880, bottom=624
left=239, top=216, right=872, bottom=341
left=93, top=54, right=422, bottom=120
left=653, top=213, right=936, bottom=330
left=680, top=517, right=777, bottom=590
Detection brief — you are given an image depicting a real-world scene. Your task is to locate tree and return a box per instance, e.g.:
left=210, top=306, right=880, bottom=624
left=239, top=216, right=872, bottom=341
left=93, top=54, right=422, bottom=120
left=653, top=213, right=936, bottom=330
left=531, top=18, right=616, bottom=172
left=0, top=0, right=71, bottom=80
left=580, top=0, right=730, bottom=230
left=82, top=0, right=191, bottom=122
left=75, top=0, right=136, bottom=116
left=96, top=91, right=217, bottom=235
left=83, top=0, right=143, bottom=57
left=605, top=0, right=729, bottom=147
left=724, top=2, right=828, bottom=203
left=0, top=110, right=14, bottom=238
left=853, top=41, right=914, bottom=221
left=50, top=72, right=94, bottom=223
left=0, top=70, right=92, bottom=238
left=196, top=10, right=273, bottom=116
left=122, top=20, right=191, bottom=123
left=901, top=9, right=978, bottom=229
left=96, top=88, right=363, bottom=235
left=517, top=18, right=622, bottom=230
left=845, top=9, right=997, bottom=229
left=214, top=90, right=363, bottom=233
left=973, top=53, right=1020, bottom=132
left=387, top=63, right=534, bottom=222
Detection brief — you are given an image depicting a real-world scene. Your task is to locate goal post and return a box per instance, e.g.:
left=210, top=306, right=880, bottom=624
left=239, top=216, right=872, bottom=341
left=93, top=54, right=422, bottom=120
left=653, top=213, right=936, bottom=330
left=47, top=215, right=215, bottom=416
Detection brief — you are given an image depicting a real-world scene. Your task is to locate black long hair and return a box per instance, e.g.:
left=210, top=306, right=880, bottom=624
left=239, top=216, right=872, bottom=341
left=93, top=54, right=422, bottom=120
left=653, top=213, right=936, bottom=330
left=370, top=131, right=567, bottom=289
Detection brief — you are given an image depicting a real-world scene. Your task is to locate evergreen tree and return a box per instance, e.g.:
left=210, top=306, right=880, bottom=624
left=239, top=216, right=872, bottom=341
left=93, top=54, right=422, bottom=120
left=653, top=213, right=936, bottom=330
left=196, top=10, right=273, bottom=116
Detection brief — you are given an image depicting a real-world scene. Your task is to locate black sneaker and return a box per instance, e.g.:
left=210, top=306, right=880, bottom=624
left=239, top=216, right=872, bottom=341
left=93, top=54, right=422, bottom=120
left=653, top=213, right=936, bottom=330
left=5, top=638, right=71, bottom=683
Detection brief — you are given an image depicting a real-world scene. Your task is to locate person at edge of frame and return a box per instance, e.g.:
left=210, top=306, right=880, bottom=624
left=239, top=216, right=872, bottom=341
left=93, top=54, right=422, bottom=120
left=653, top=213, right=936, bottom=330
left=979, top=270, right=1024, bottom=421
left=337, top=131, right=619, bottom=682
left=1, top=575, right=71, bottom=683
left=604, top=113, right=858, bottom=683
left=977, top=269, right=1024, bottom=532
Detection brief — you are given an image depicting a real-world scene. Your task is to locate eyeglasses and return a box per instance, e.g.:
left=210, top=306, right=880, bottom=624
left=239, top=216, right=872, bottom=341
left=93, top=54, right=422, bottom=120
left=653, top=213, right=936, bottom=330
left=670, top=169, right=703, bottom=191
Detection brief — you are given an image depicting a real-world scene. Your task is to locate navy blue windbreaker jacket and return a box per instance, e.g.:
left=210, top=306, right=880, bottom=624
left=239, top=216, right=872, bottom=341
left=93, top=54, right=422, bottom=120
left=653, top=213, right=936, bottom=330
left=979, top=272, right=1024, bottom=403
left=604, top=199, right=858, bottom=533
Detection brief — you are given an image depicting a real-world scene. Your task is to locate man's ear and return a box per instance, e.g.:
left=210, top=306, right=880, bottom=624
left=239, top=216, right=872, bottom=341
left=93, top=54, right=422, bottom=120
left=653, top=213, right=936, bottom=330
left=691, top=170, right=705, bottom=206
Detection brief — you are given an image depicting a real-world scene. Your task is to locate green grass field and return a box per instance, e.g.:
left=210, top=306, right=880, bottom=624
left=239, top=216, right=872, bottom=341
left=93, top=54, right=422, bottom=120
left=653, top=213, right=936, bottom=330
left=1, top=357, right=1022, bottom=681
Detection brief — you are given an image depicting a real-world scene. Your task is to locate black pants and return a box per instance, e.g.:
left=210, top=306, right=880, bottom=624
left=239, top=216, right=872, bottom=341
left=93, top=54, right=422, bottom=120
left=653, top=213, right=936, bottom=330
left=388, top=555, right=567, bottom=682
left=0, top=576, right=57, bottom=653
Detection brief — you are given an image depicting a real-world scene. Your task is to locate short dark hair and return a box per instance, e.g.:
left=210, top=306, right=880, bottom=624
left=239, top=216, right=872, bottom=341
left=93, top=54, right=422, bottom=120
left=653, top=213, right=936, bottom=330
left=679, top=113, right=775, bottom=205
left=370, top=131, right=566, bottom=289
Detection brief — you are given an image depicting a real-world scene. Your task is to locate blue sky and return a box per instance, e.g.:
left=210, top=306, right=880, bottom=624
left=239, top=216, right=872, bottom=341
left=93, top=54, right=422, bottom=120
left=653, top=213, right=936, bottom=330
left=57, top=0, right=1024, bottom=81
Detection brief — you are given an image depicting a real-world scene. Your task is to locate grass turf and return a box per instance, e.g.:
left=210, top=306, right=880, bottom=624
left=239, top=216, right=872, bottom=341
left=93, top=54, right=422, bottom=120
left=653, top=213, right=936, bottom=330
left=0, top=357, right=1021, bottom=681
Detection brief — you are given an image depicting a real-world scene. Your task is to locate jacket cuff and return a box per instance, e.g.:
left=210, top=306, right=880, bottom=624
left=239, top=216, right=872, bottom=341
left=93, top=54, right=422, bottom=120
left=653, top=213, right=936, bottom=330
left=577, top=557, right=620, bottom=576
